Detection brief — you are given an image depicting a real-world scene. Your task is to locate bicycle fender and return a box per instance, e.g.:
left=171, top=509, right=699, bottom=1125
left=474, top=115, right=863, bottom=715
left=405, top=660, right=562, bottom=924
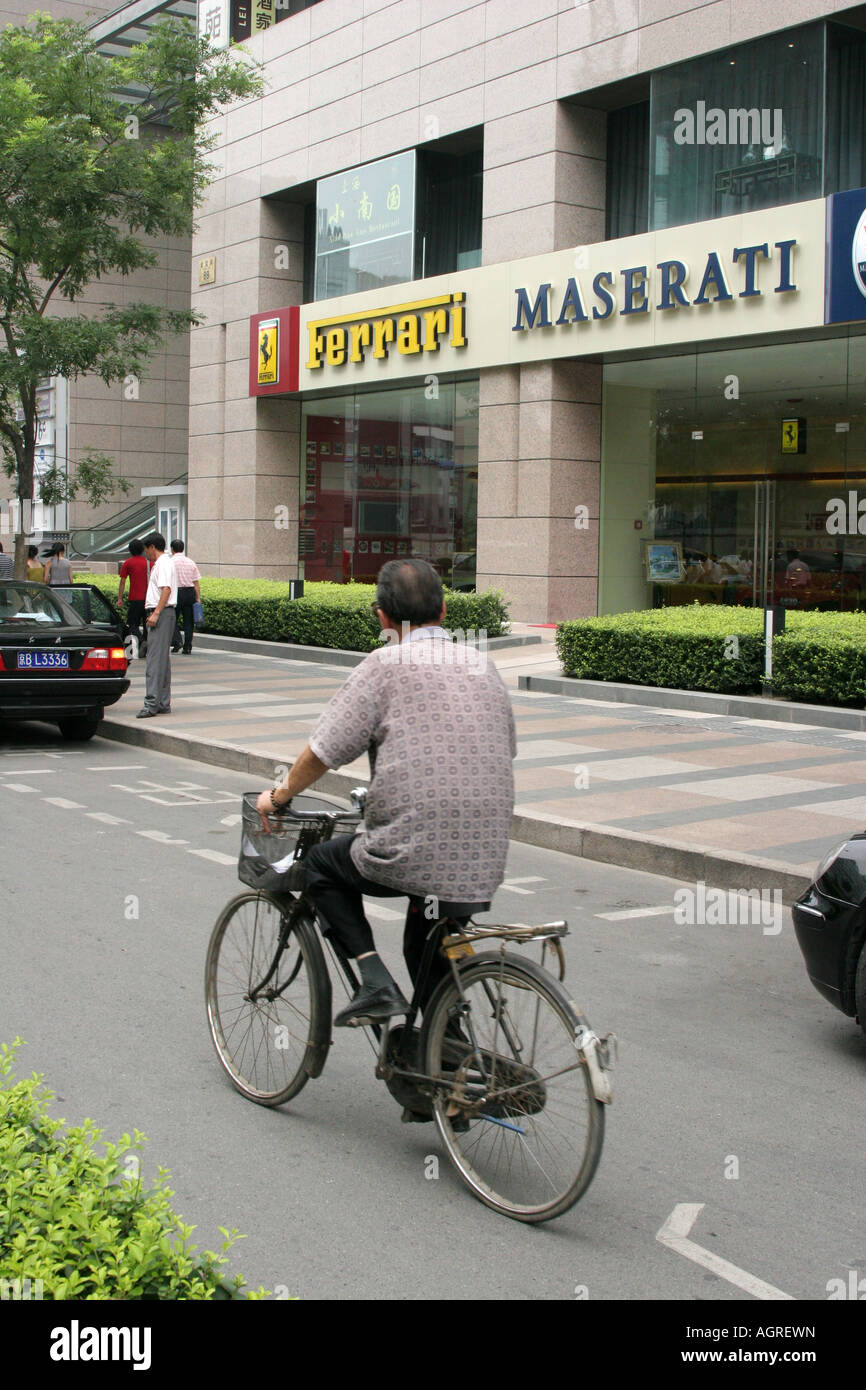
left=574, top=1024, right=616, bottom=1104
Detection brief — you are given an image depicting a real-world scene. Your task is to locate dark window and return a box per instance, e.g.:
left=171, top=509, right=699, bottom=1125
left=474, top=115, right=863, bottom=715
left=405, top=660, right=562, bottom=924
left=416, top=149, right=483, bottom=277
left=605, top=101, right=649, bottom=239
left=826, top=22, right=866, bottom=196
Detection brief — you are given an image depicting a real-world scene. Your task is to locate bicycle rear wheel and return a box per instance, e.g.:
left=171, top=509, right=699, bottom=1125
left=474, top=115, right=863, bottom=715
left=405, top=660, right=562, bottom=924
left=421, top=952, right=604, bottom=1223
left=205, top=891, right=331, bottom=1106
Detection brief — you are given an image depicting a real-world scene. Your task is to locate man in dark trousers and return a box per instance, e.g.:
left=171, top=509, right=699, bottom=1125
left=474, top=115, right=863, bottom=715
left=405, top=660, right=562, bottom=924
left=117, top=538, right=149, bottom=658
left=170, top=539, right=201, bottom=654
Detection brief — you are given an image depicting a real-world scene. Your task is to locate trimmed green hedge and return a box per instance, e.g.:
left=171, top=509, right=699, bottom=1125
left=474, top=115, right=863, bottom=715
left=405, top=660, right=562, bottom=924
left=774, top=613, right=866, bottom=705
left=0, top=1040, right=266, bottom=1300
left=556, top=605, right=866, bottom=706
left=74, top=575, right=509, bottom=653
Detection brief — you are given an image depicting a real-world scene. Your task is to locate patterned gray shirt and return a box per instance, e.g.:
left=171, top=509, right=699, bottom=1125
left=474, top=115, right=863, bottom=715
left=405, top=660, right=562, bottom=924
left=309, top=628, right=516, bottom=901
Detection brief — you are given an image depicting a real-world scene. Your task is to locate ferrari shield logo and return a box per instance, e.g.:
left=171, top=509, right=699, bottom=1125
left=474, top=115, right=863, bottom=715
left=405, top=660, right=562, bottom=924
left=257, top=318, right=279, bottom=385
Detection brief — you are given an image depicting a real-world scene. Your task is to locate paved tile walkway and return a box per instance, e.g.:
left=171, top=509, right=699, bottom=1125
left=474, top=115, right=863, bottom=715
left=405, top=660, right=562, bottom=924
left=109, top=636, right=866, bottom=876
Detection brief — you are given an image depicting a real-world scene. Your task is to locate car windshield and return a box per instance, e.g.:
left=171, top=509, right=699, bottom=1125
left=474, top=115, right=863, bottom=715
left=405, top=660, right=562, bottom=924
left=0, top=583, right=84, bottom=628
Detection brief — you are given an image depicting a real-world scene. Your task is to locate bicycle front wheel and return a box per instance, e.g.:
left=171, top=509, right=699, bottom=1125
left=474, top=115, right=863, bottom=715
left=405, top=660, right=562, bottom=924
left=421, top=953, right=604, bottom=1223
left=205, top=891, right=331, bottom=1107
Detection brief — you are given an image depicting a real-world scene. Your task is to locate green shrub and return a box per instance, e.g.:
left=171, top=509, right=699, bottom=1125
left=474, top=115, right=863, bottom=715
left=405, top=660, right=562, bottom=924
left=0, top=1040, right=267, bottom=1300
left=556, top=606, right=765, bottom=694
left=74, top=575, right=509, bottom=653
left=556, top=605, right=866, bottom=706
left=773, top=611, right=866, bottom=704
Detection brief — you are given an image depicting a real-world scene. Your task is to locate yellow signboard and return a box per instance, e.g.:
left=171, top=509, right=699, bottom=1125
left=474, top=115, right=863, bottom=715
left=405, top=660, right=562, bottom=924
left=257, top=318, right=279, bottom=385
left=305, top=293, right=467, bottom=371
left=781, top=418, right=806, bottom=454
left=198, top=255, right=216, bottom=286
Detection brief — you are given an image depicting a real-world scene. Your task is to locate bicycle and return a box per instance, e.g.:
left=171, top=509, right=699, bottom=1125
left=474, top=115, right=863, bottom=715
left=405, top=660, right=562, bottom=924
left=205, top=789, right=616, bottom=1223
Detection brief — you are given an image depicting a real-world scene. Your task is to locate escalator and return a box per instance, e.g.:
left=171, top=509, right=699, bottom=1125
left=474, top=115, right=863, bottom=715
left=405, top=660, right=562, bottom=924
left=68, top=480, right=183, bottom=561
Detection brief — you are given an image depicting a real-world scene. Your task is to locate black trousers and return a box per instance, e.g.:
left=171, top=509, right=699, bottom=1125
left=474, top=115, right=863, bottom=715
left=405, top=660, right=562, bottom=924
left=125, top=598, right=146, bottom=648
left=174, top=587, right=196, bottom=651
left=302, top=833, right=452, bottom=1011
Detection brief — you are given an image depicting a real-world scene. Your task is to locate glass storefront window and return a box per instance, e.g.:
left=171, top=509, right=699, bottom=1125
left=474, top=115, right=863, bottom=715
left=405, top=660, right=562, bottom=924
left=300, top=380, right=478, bottom=589
left=315, top=152, right=416, bottom=300
left=649, top=24, right=824, bottom=231
left=600, top=336, right=866, bottom=616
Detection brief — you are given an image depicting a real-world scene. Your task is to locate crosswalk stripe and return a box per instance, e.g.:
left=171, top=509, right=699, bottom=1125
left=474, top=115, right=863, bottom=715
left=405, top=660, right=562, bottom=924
left=188, top=848, right=236, bottom=865
left=596, top=905, right=676, bottom=921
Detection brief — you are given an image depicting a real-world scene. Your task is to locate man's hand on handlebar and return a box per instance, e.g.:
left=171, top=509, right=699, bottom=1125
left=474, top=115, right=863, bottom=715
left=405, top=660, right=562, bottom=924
left=256, top=786, right=291, bottom=832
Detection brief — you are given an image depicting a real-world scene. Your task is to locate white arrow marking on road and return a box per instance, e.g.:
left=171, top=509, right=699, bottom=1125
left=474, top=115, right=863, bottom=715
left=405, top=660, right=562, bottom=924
left=188, top=848, right=236, bottom=865
left=136, top=829, right=189, bottom=846
left=598, top=905, right=677, bottom=921
left=656, top=1204, right=793, bottom=1300
left=501, top=877, right=546, bottom=894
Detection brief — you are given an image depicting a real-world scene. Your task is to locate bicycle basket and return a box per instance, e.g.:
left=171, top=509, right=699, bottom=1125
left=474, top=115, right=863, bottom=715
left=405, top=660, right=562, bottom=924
left=238, top=793, right=326, bottom=892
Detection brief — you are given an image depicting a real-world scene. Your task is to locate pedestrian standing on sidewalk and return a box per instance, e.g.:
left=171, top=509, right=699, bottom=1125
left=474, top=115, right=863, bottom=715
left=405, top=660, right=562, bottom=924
left=170, top=539, right=201, bottom=654
left=137, top=532, right=177, bottom=719
left=117, top=538, right=149, bottom=657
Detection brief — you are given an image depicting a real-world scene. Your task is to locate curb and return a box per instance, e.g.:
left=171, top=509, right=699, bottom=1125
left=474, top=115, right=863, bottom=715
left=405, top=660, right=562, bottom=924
left=98, top=717, right=812, bottom=904
left=519, top=673, right=866, bottom=732
left=193, top=631, right=540, bottom=665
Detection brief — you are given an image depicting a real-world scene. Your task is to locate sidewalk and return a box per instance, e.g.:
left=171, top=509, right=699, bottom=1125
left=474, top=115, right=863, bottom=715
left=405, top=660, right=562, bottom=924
left=100, top=635, right=866, bottom=902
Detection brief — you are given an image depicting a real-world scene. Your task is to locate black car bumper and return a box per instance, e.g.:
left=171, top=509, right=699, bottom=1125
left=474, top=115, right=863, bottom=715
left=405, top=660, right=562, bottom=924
left=0, top=676, right=130, bottom=720
left=792, top=888, right=864, bottom=1016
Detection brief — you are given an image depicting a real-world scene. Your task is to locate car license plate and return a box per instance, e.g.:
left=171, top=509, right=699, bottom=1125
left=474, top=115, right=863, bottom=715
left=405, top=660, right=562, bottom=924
left=16, top=651, right=70, bottom=669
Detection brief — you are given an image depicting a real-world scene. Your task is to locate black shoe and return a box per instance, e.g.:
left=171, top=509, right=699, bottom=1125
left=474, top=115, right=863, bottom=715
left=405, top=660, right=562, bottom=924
left=334, top=981, right=409, bottom=1028
left=136, top=708, right=158, bottom=719
left=182, top=648, right=192, bottom=654
left=171, top=646, right=181, bottom=653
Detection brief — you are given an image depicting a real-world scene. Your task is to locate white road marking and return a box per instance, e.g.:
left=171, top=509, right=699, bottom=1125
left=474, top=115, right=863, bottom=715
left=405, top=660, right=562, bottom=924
left=364, top=903, right=406, bottom=921
left=656, top=1203, right=793, bottom=1301
left=597, top=905, right=676, bottom=921
left=220, top=814, right=242, bottom=826
left=136, top=829, right=189, bottom=846
left=501, top=877, right=546, bottom=894
left=0, top=768, right=52, bottom=774
left=188, top=848, right=236, bottom=865
left=43, top=797, right=85, bottom=810
left=2, top=783, right=40, bottom=793
left=86, top=812, right=131, bottom=825
left=85, top=765, right=145, bottom=772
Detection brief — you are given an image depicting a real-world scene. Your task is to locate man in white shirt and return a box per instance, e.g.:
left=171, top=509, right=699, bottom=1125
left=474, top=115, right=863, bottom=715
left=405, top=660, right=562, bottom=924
left=137, top=532, right=177, bottom=718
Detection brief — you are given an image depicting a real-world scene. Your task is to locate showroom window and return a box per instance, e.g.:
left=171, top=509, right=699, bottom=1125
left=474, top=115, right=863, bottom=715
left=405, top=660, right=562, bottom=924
left=605, top=20, right=866, bottom=238
left=299, top=379, right=478, bottom=589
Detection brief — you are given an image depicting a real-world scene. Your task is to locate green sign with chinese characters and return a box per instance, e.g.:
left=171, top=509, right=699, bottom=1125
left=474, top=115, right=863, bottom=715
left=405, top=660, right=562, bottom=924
left=315, top=152, right=416, bottom=300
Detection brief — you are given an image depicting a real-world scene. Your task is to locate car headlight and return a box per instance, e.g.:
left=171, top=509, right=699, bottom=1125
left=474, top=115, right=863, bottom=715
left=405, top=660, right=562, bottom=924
left=813, top=841, right=848, bottom=885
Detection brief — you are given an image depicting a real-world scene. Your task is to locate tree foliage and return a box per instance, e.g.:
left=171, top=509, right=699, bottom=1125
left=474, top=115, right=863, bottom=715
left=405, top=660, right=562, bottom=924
left=0, top=13, right=262, bottom=574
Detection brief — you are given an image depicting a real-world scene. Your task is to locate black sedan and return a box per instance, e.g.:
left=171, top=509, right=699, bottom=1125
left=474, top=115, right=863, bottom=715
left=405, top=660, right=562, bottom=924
left=0, top=580, right=129, bottom=741
left=792, top=839, right=866, bottom=1040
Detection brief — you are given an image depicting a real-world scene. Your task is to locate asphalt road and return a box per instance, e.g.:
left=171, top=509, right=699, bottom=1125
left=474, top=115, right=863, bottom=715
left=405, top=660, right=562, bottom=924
left=2, top=724, right=865, bottom=1303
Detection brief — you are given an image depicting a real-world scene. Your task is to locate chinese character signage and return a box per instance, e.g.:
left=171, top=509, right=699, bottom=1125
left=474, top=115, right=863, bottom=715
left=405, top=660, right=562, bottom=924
left=253, top=0, right=273, bottom=33
left=198, top=255, right=217, bottom=286
left=198, top=0, right=229, bottom=50
left=315, top=152, right=416, bottom=300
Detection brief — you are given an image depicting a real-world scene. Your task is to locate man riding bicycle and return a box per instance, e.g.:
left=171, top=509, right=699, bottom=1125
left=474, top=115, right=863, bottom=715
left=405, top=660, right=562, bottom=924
left=256, top=558, right=516, bottom=1027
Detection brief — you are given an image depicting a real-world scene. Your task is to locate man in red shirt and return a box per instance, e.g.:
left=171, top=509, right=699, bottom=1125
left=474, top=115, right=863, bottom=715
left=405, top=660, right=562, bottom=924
left=117, top=538, right=149, bottom=657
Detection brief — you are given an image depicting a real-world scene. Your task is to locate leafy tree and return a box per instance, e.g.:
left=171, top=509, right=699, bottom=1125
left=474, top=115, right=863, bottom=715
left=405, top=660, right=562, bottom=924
left=0, top=13, right=262, bottom=576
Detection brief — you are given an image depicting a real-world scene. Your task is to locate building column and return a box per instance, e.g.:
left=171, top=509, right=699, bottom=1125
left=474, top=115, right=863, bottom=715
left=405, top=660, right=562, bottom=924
left=476, top=361, right=602, bottom=623
left=188, top=197, right=304, bottom=578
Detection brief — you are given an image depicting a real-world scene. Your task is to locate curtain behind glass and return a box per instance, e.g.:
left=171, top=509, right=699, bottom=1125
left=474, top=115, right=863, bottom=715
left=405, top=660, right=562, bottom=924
left=606, top=101, right=649, bottom=238
left=826, top=23, right=866, bottom=194
left=649, top=23, right=824, bottom=231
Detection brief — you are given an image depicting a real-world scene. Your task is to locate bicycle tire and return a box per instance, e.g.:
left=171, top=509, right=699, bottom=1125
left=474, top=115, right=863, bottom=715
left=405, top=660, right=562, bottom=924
left=205, top=890, right=331, bottom=1106
left=420, top=952, right=605, bottom=1223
